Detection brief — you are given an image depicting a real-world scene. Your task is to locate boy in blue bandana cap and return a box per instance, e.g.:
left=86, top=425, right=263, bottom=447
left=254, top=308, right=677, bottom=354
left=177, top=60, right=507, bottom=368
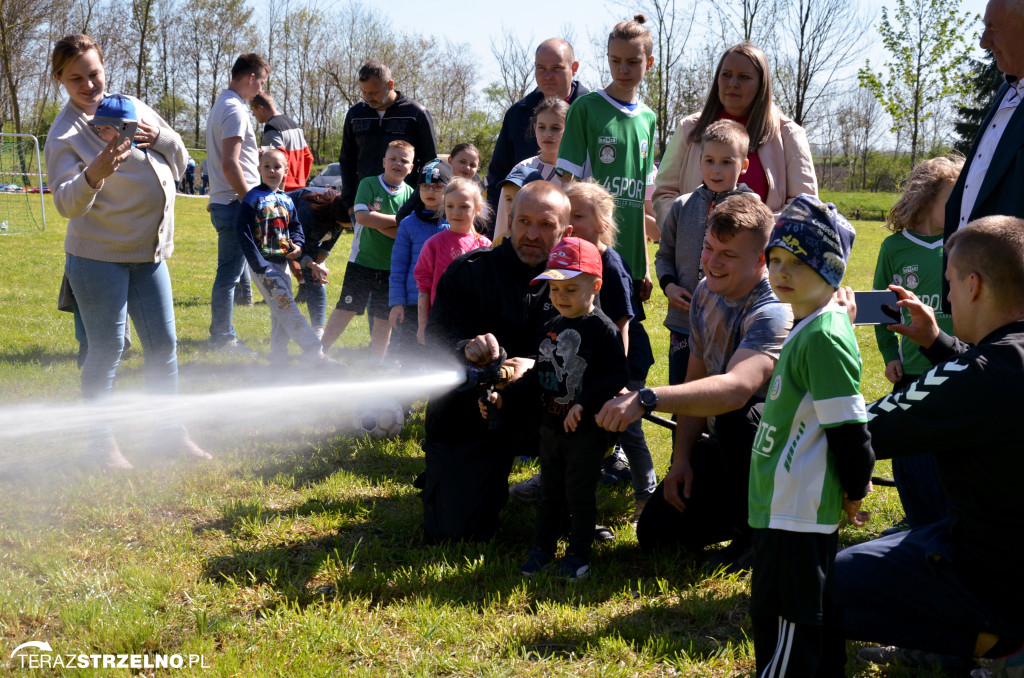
left=750, top=194, right=876, bottom=677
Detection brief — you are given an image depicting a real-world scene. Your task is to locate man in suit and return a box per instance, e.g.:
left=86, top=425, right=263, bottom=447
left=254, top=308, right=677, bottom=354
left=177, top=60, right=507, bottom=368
left=943, top=0, right=1024, bottom=311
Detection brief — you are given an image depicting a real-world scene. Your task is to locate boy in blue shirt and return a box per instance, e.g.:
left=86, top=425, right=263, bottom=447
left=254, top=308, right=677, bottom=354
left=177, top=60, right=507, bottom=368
left=236, top=148, right=326, bottom=364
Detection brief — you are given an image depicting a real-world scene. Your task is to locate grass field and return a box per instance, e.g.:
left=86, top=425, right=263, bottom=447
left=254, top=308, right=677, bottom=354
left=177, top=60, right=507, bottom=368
left=0, top=195, right=925, bottom=677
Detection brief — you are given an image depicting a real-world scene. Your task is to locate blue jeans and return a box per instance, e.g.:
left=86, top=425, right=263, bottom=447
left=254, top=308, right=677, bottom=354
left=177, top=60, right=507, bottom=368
left=65, top=254, right=177, bottom=400
left=209, top=201, right=247, bottom=343
left=822, top=520, right=1024, bottom=671
left=301, top=265, right=328, bottom=329
left=621, top=379, right=656, bottom=501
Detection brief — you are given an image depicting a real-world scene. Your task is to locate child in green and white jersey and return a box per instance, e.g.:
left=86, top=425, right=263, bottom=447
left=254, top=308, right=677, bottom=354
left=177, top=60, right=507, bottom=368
left=750, top=195, right=875, bottom=677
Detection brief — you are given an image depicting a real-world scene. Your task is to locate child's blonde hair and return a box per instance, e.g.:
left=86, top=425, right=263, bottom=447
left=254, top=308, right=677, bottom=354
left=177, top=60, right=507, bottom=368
left=608, top=14, right=653, bottom=59
left=443, top=177, right=492, bottom=236
left=887, top=155, right=964, bottom=233
left=563, top=180, right=618, bottom=248
left=388, top=139, right=415, bottom=155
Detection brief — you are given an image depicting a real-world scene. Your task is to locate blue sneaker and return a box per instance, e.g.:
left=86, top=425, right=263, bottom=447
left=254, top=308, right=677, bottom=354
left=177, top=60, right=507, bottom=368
left=519, top=551, right=553, bottom=576
left=556, top=555, right=590, bottom=581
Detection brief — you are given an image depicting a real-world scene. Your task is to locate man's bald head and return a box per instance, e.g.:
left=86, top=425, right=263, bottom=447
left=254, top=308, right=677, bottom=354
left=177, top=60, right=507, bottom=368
left=510, top=181, right=572, bottom=267
left=535, top=38, right=579, bottom=99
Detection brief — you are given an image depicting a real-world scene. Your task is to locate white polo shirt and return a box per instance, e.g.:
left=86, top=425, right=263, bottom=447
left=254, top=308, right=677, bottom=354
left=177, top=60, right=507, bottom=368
left=958, top=78, right=1024, bottom=228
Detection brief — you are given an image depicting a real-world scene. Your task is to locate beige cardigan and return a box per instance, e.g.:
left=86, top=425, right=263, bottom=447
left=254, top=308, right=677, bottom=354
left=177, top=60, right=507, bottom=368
left=651, top=107, right=817, bottom=228
left=45, top=95, right=187, bottom=263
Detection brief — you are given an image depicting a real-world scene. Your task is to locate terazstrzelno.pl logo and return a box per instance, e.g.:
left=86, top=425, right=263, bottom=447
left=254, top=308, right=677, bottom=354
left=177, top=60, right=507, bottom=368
left=10, top=640, right=210, bottom=670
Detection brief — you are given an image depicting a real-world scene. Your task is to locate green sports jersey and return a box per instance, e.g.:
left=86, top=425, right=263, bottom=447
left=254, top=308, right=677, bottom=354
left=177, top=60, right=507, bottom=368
left=749, top=303, right=867, bottom=533
left=872, top=230, right=954, bottom=376
left=351, top=175, right=413, bottom=270
left=557, top=89, right=656, bottom=279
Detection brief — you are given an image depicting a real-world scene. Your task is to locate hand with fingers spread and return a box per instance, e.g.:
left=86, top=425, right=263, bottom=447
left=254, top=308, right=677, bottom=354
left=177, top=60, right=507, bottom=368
left=133, top=118, right=160, bottom=148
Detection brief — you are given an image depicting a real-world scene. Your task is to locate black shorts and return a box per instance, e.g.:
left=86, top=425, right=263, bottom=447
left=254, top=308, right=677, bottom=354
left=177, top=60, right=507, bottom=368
left=336, top=261, right=390, bottom=319
left=750, top=528, right=838, bottom=626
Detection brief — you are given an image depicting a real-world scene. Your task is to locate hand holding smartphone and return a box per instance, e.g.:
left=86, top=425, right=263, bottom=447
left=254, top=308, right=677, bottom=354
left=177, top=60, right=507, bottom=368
left=852, top=290, right=902, bottom=325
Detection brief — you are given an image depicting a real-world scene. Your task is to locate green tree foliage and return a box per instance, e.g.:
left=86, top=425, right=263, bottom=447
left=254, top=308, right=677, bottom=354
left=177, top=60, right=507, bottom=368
left=858, top=0, right=976, bottom=169
left=953, top=52, right=1003, bottom=155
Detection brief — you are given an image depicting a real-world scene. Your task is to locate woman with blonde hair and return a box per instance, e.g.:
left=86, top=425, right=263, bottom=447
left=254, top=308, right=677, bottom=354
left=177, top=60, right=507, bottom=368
left=47, top=34, right=206, bottom=467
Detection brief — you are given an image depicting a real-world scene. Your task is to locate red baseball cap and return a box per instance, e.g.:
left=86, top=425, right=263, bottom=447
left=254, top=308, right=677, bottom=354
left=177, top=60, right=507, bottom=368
left=531, top=237, right=603, bottom=284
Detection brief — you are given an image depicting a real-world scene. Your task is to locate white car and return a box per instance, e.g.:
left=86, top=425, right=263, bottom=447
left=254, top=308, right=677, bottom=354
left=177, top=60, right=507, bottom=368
left=309, top=162, right=342, bottom=189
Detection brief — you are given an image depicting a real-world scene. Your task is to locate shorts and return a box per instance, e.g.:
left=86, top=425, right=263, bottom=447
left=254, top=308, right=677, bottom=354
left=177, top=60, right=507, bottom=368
left=336, top=261, right=390, bottom=319
left=750, top=528, right=838, bottom=626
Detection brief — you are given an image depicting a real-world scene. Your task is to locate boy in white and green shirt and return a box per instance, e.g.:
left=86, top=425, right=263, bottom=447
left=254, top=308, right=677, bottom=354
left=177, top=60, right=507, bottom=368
left=320, top=140, right=415, bottom=359
left=750, top=195, right=875, bottom=677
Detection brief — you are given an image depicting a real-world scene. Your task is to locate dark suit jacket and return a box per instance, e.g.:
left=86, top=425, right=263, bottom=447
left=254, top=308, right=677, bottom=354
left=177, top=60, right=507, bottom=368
left=943, top=80, right=1024, bottom=311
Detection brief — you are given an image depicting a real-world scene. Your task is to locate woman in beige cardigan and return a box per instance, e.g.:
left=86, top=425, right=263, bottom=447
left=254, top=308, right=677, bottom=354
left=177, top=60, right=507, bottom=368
left=651, top=43, right=817, bottom=227
left=47, top=34, right=208, bottom=468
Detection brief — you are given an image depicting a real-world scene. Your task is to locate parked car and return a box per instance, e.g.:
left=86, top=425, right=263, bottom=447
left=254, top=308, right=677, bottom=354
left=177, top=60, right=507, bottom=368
left=309, top=162, right=342, bottom=189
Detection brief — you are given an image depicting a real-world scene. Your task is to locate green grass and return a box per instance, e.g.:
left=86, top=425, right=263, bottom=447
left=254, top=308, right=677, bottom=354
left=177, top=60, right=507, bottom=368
left=0, top=196, right=919, bottom=676
left=820, top=190, right=900, bottom=222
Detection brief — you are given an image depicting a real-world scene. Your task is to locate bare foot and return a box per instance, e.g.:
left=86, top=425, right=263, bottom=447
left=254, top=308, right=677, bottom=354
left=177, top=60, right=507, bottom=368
left=100, top=439, right=133, bottom=470
left=180, top=431, right=212, bottom=460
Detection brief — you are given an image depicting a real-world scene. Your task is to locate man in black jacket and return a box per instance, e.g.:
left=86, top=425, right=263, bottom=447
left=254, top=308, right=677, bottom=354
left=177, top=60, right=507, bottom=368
left=942, top=0, right=1024, bottom=312
left=823, top=215, right=1024, bottom=676
left=337, top=60, right=437, bottom=218
left=486, top=39, right=588, bottom=216
left=418, top=181, right=569, bottom=543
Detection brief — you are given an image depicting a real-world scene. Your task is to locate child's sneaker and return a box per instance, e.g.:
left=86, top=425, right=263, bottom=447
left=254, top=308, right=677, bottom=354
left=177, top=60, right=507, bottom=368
left=519, top=551, right=553, bottom=576
left=556, top=555, right=590, bottom=581
left=973, top=642, right=1024, bottom=678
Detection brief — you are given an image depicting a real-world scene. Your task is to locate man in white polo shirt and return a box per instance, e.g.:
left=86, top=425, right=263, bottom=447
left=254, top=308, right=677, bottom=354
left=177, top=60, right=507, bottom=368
left=207, top=53, right=270, bottom=353
left=942, top=0, right=1024, bottom=310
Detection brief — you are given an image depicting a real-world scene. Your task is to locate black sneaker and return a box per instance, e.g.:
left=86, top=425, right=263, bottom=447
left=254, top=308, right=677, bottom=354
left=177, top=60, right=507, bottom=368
left=556, top=555, right=590, bottom=581
left=294, top=284, right=307, bottom=304
left=700, top=537, right=754, bottom=574
left=520, top=550, right=553, bottom=576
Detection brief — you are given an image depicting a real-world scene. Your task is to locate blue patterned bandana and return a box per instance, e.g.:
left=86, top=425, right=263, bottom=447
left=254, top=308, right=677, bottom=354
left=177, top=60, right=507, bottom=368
left=767, top=194, right=856, bottom=288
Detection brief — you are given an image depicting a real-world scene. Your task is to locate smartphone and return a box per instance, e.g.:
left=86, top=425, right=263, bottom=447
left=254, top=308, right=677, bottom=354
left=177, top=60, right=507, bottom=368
left=111, top=119, right=139, bottom=149
left=853, top=290, right=902, bottom=325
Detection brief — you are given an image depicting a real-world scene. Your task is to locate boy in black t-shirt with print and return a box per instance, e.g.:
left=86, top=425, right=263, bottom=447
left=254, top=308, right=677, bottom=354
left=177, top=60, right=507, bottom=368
left=482, top=237, right=629, bottom=580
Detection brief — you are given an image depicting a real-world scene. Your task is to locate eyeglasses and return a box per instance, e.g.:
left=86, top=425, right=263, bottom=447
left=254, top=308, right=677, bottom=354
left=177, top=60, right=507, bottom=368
left=420, top=184, right=444, bottom=193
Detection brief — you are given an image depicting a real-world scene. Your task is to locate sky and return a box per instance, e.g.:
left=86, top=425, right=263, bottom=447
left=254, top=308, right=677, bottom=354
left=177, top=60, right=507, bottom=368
left=372, top=0, right=990, bottom=95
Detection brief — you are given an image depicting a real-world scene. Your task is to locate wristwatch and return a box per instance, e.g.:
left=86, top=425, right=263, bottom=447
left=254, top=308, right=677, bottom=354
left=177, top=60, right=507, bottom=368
left=637, top=387, right=658, bottom=414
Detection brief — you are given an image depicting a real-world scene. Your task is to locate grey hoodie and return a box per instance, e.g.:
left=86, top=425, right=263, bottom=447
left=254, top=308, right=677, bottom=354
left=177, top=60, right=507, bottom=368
left=655, top=183, right=755, bottom=332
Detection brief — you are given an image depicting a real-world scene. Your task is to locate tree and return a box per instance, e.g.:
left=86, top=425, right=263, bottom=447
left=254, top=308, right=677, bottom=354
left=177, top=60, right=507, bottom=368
left=0, top=0, right=50, bottom=137
left=635, top=0, right=698, bottom=157
left=488, top=28, right=533, bottom=112
left=953, top=52, right=1002, bottom=154
left=705, top=0, right=788, bottom=54
left=858, top=0, right=977, bottom=168
left=129, top=0, right=156, bottom=98
left=773, top=0, right=873, bottom=128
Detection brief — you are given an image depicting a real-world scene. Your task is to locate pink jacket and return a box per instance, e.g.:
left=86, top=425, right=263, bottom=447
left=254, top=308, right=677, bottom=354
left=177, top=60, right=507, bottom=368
left=414, top=229, right=493, bottom=303
left=651, top=107, right=817, bottom=227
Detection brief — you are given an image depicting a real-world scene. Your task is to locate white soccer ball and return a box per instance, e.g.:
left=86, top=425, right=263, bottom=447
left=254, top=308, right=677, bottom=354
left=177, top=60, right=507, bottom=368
left=350, top=400, right=405, bottom=441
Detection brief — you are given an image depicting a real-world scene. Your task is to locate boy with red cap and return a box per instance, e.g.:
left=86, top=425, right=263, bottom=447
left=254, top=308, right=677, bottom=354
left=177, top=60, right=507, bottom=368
left=481, top=236, right=629, bottom=580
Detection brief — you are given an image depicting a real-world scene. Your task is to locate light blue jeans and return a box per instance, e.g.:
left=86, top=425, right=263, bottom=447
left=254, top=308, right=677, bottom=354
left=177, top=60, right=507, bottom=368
left=209, top=201, right=247, bottom=344
left=301, top=265, right=328, bottom=329
left=65, top=253, right=177, bottom=400
left=253, top=261, right=322, bottom=359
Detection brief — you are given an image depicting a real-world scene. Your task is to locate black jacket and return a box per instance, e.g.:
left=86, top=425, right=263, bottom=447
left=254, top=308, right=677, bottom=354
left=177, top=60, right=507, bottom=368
left=338, top=91, right=437, bottom=216
left=866, top=320, right=1024, bottom=622
left=485, top=82, right=588, bottom=215
left=942, top=79, right=1024, bottom=311
left=424, top=239, right=558, bottom=444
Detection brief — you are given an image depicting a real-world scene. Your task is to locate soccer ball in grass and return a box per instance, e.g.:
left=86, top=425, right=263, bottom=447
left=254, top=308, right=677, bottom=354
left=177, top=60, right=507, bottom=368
left=350, top=400, right=405, bottom=440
